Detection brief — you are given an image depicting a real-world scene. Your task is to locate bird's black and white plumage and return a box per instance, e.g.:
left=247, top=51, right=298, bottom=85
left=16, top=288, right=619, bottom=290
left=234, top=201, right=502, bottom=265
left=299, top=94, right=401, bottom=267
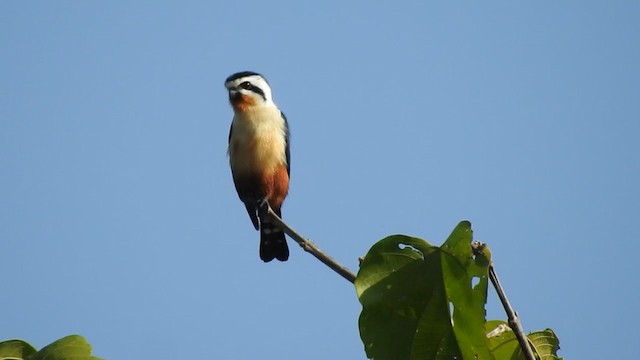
left=225, top=71, right=290, bottom=262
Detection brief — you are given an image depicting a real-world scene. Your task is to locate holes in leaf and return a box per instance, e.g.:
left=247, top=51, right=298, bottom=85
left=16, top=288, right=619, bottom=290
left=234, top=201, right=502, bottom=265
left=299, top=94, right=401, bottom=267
left=449, top=302, right=455, bottom=325
left=397, top=243, right=424, bottom=260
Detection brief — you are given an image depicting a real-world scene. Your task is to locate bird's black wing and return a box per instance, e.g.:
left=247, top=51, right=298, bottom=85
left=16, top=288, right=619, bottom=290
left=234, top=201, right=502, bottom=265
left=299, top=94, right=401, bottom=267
left=229, top=123, right=260, bottom=230
left=281, top=111, right=291, bottom=176
left=244, top=203, right=260, bottom=230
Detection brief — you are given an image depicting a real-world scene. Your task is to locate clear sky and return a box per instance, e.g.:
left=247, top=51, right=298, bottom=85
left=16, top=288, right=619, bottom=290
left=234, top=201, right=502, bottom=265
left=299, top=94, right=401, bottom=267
left=1, top=2, right=638, bottom=359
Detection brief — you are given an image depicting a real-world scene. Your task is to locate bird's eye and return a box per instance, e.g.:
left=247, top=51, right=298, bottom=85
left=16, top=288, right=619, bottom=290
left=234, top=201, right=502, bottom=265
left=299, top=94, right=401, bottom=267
left=239, top=81, right=252, bottom=90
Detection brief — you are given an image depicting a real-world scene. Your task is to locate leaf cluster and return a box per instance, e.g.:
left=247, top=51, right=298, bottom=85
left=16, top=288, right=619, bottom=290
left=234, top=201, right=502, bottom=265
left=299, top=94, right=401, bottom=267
left=0, top=335, right=100, bottom=360
left=355, top=221, right=561, bottom=360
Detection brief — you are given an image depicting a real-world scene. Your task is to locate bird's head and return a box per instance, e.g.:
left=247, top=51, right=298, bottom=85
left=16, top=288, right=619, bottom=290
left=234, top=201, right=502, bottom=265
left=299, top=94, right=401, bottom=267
left=225, top=71, right=275, bottom=112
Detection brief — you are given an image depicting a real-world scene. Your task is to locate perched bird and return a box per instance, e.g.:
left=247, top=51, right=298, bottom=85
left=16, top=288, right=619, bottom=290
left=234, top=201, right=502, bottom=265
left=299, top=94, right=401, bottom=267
left=225, top=71, right=290, bottom=262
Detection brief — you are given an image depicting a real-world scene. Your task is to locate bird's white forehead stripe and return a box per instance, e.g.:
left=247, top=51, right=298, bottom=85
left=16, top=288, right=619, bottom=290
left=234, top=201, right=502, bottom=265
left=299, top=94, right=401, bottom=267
left=225, top=75, right=274, bottom=104
left=225, top=75, right=267, bottom=89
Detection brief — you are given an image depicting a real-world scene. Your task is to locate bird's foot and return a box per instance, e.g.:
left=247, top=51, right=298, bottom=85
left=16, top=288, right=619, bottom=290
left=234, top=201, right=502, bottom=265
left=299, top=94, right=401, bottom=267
left=257, top=198, right=270, bottom=218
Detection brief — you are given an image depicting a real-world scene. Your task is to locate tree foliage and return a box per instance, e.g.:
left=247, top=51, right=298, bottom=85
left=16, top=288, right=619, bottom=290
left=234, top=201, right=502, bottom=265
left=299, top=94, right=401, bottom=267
left=355, top=221, right=561, bottom=360
left=2, top=221, right=560, bottom=360
left=0, top=335, right=100, bottom=360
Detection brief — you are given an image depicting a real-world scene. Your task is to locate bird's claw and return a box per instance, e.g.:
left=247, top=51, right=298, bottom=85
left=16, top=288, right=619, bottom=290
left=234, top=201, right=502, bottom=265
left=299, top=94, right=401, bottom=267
left=258, top=198, right=270, bottom=218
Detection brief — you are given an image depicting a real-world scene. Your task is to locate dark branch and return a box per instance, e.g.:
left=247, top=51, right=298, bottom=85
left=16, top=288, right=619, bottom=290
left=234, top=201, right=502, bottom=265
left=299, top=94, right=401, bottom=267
left=488, top=262, right=537, bottom=360
left=472, top=242, right=535, bottom=359
left=261, top=203, right=357, bottom=283
left=262, top=203, right=534, bottom=357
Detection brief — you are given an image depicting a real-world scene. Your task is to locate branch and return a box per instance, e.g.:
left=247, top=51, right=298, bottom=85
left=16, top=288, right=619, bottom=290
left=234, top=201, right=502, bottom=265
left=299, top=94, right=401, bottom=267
left=488, top=262, right=536, bottom=360
left=263, top=204, right=357, bottom=283
left=265, top=207, right=535, bottom=357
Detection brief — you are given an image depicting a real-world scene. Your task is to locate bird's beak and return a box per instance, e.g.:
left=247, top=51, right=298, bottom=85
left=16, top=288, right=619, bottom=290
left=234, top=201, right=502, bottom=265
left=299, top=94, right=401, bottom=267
left=228, top=89, right=241, bottom=102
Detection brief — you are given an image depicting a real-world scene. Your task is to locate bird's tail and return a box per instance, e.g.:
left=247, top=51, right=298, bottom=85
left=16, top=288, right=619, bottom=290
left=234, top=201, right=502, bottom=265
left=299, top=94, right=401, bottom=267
left=259, top=208, right=289, bottom=262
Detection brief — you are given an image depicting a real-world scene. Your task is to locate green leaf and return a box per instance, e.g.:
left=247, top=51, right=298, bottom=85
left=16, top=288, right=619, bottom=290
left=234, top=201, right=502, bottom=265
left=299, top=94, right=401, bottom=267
left=486, top=320, right=520, bottom=359
left=528, top=329, right=562, bottom=360
left=441, top=221, right=493, bottom=360
left=28, top=335, right=101, bottom=360
left=486, top=321, right=563, bottom=360
left=355, top=221, right=493, bottom=360
left=0, top=339, right=37, bottom=359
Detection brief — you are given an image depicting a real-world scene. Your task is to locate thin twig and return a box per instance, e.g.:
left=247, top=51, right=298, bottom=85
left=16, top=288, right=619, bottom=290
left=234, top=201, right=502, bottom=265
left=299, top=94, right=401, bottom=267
left=264, top=204, right=357, bottom=283
left=488, top=262, right=536, bottom=360
left=267, top=206, right=533, bottom=358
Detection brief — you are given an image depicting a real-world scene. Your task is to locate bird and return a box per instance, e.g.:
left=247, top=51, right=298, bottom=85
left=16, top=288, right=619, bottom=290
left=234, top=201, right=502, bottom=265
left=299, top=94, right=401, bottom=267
left=225, top=71, right=290, bottom=262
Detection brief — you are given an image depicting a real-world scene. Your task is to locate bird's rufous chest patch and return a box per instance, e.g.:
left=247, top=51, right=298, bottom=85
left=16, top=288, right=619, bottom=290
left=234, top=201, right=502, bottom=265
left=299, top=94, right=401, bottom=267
left=230, top=93, right=257, bottom=113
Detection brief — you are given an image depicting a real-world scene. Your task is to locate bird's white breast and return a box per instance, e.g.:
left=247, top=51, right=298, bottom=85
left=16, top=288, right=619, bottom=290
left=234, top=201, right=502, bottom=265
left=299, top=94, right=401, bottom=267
left=228, top=107, right=287, bottom=174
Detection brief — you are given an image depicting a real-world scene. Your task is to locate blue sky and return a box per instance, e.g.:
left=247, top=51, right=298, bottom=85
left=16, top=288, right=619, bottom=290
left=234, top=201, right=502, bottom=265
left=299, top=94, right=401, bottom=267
left=1, top=2, right=638, bottom=359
